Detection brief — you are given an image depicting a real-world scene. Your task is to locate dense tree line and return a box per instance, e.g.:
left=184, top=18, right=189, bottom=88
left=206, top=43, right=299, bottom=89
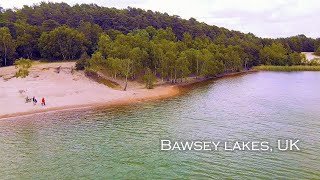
left=0, top=2, right=318, bottom=76
left=81, top=27, right=311, bottom=90
left=85, top=28, right=227, bottom=89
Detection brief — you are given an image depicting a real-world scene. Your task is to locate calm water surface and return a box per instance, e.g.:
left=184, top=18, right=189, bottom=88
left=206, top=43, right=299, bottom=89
left=0, top=72, right=319, bottom=179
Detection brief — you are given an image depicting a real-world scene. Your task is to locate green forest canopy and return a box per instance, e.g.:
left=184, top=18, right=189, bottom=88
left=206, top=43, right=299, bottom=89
left=0, top=2, right=319, bottom=82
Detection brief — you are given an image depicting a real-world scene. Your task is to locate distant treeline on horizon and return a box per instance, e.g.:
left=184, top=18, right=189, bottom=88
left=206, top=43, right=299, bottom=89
left=0, top=2, right=319, bottom=70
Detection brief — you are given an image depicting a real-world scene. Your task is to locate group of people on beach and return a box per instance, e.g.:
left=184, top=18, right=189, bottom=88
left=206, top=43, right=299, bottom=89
left=25, top=96, right=46, bottom=106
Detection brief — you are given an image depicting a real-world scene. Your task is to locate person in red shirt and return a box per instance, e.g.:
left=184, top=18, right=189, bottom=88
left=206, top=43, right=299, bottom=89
left=41, top=97, right=46, bottom=106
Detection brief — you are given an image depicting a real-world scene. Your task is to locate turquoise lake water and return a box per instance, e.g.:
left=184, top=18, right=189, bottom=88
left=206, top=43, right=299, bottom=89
left=0, top=71, right=319, bottom=179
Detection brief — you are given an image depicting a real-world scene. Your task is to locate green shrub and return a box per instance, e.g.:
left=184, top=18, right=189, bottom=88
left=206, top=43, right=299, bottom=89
left=143, top=67, right=156, bottom=89
left=76, top=52, right=89, bottom=70
left=14, top=58, right=32, bottom=78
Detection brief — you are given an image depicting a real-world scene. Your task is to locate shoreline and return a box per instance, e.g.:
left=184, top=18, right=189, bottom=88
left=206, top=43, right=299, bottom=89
left=253, top=65, right=320, bottom=71
left=0, top=85, right=180, bottom=120
left=0, top=70, right=256, bottom=120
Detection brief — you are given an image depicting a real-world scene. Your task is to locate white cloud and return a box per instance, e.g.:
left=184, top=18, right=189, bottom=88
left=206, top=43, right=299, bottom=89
left=1, top=0, right=319, bottom=38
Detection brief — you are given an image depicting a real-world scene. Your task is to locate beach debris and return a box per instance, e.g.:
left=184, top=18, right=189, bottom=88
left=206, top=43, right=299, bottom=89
left=25, top=96, right=32, bottom=103
left=41, top=67, right=50, bottom=71
left=71, top=68, right=75, bottom=75
left=3, top=75, right=15, bottom=81
left=18, top=89, right=25, bottom=94
left=55, top=66, right=61, bottom=73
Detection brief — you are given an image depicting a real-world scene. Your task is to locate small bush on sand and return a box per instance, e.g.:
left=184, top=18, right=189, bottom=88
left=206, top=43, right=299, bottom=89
left=15, top=58, right=32, bottom=78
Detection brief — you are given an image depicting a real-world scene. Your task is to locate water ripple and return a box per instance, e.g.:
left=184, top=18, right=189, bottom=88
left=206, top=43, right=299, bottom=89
left=0, top=72, right=319, bottom=179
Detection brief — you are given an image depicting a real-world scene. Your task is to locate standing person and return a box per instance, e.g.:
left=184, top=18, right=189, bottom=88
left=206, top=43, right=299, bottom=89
left=33, top=96, right=37, bottom=105
left=41, top=97, right=46, bottom=106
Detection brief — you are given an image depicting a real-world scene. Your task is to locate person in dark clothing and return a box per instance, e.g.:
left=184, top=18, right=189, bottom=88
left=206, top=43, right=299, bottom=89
left=32, top=96, right=37, bottom=105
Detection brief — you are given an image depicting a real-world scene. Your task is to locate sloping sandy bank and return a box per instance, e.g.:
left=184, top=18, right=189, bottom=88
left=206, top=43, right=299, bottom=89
left=0, top=62, right=179, bottom=119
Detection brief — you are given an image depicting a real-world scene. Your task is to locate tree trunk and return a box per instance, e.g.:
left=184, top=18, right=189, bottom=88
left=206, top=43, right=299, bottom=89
left=124, top=75, right=128, bottom=91
left=196, top=59, right=199, bottom=79
left=174, top=69, right=177, bottom=83
left=132, top=64, right=135, bottom=79
left=4, top=56, right=6, bottom=66
left=4, top=42, right=7, bottom=66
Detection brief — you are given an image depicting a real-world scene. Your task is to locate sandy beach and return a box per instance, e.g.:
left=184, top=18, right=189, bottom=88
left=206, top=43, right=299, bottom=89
left=301, top=52, right=320, bottom=61
left=0, top=62, right=179, bottom=119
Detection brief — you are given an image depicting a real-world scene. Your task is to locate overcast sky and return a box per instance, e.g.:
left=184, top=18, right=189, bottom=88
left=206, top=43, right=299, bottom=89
left=1, top=0, right=319, bottom=38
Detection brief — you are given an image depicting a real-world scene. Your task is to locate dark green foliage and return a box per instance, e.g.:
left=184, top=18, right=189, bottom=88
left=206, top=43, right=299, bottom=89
left=259, top=43, right=288, bottom=66
left=276, top=35, right=314, bottom=52
left=288, top=52, right=303, bottom=66
left=38, top=26, right=87, bottom=60
left=76, top=52, right=89, bottom=70
left=0, top=3, right=317, bottom=61
left=87, top=28, right=233, bottom=86
left=14, top=20, right=40, bottom=59
left=0, top=27, right=16, bottom=66
left=88, top=51, right=105, bottom=71
left=0, top=1, right=315, bottom=82
left=41, top=19, right=60, bottom=32
left=77, top=21, right=103, bottom=55
left=143, top=67, right=156, bottom=89
left=78, top=25, right=309, bottom=90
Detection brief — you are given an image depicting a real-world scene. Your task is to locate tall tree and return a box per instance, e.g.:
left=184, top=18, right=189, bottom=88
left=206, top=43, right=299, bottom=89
left=15, top=20, right=40, bottom=59
left=77, top=21, right=103, bottom=55
left=88, top=51, right=104, bottom=71
left=177, top=51, right=191, bottom=82
left=107, top=57, right=122, bottom=79
left=259, top=43, right=288, bottom=66
left=143, top=67, right=155, bottom=89
left=0, top=27, right=16, bottom=66
left=98, top=33, right=113, bottom=58
left=129, top=47, right=147, bottom=79
left=182, top=32, right=194, bottom=49
left=38, top=26, right=87, bottom=60
left=121, top=58, right=133, bottom=91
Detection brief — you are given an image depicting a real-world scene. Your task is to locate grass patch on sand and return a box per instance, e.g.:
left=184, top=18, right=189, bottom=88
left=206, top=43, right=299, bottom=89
left=85, top=69, right=121, bottom=89
left=253, top=65, right=320, bottom=71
